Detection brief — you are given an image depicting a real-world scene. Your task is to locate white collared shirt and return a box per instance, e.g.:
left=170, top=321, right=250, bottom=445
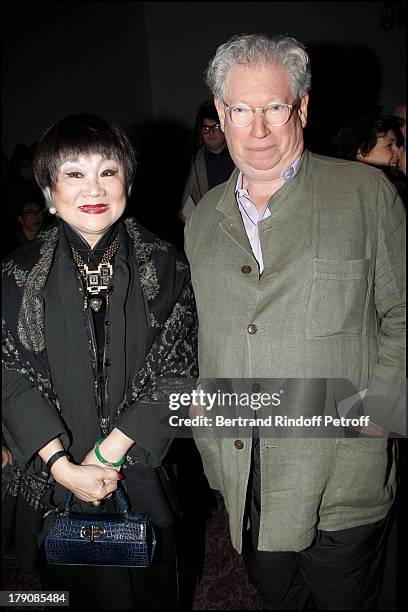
left=235, top=155, right=302, bottom=274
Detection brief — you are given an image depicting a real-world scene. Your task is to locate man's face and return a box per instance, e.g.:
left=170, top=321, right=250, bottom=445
left=215, top=64, right=308, bottom=183
left=201, top=118, right=226, bottom=154
left=19, top=202, right=43, bottom=233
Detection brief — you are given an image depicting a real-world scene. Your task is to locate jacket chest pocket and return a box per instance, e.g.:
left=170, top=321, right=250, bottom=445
left=306, top=258, right=371, bottom=338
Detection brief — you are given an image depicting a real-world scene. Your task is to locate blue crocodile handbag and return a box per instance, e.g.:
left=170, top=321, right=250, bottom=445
left=44, top=486, right=156, bottom=567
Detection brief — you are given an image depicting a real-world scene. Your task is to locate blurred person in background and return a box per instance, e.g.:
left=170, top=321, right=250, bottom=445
left=3, top=142, right=39, bottom=225
left=333, top=114, right=406, bottom=202
left=333, top=115, right=402, bottom=169
left=390, top=101, right=406, bottom=144
left=17, top=198, right=44, bottom=242
left=1, top=193, right=45, bottom=258
left=390, top=102, right=406, bottom=178
left=180, top=100, right=235, bottom=220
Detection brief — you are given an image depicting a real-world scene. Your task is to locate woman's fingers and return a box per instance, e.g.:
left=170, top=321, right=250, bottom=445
left=70, top=482, right=109, bottom=503
left=62, top=465, right=122, bottom=501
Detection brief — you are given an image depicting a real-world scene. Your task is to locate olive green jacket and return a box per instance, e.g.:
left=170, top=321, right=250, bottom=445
left=185, top=151, right=406, bottom=553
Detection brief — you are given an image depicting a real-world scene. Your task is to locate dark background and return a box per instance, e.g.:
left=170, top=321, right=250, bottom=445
left=1, top=3, right=406, bottom=607
left=2, top=1, right=406, bottom=155
left=2, top=1, right=406, bottom=246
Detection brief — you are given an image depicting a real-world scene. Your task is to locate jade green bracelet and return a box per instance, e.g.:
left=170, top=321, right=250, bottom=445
left=94, top=437, right=125, bottom=467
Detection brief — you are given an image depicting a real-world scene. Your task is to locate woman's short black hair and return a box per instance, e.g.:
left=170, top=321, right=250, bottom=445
left=333, top=114, right=404, bottom=160
left=33, top=113, right=137, bottom=201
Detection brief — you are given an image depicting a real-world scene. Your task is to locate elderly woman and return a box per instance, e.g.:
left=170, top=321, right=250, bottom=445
left=2, top=113, right=198, bottom=609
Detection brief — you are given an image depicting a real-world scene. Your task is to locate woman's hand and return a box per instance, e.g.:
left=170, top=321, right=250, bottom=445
left=38, top=433, right=132, bottom=502
left=82, top=429, right=134, bottom=489
left=82, top=448, right=121, bottom=471
left=83, top=428, right=134, bottom=471
left=51, top=457, right=122, bottom=502
left=98, top=428, right=135, bottom=465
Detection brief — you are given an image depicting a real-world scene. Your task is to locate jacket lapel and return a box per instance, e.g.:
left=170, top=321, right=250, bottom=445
left=216, top=169, right=254, bottom=257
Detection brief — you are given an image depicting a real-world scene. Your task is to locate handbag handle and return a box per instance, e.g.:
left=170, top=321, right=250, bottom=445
left=62, top=484, right=130, bottom=517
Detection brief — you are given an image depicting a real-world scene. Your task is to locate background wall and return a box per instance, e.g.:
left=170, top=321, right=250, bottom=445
left=2, top=1, right=405, bottom=247
left=144, top=1, right=406, bottom=152
left=2, top=1, right=406, bottom=157
left=1, top=1, right=153, bottom=157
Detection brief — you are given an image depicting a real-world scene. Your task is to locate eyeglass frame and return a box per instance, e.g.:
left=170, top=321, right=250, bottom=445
left=222, top=100, right=299, bottom=128
left=201, top=123, right=222, bottom=135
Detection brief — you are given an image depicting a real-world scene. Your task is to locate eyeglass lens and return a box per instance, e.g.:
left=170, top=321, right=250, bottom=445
left=202, top=124, right=221, bottom=134
left=230, top=105, right=291, bottom=127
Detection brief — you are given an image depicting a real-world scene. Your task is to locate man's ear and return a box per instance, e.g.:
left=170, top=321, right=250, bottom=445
left=18, top=215, right=23, bottom=225
left=298, top=94, right=309, bottom=128
left=214, top=98, right=226, bottom=132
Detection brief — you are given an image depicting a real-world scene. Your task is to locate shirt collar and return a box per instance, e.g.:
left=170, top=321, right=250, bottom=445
left=63, top=220, right=119, bottom=258
left=235, top=152, right=303, bottom=196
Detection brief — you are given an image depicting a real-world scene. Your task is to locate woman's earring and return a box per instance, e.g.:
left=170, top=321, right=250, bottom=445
left=48, top=206, right=57, bottom=215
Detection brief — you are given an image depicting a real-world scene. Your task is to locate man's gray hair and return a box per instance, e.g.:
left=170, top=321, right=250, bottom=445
left=206, top=34, right=311, bottom=101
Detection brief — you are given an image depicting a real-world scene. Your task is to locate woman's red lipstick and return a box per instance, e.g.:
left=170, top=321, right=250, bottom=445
left=79, top=204, right=109, bottom=214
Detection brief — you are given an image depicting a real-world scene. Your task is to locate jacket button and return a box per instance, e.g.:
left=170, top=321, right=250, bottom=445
left=247, top=323, right=258, bottom=334
left=234, top=440, right=244, bottom=450
left=241, top=265, right=252, bottom=274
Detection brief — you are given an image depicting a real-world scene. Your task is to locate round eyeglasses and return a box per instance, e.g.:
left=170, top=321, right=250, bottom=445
left=201, top=123, right=222, bottom=135
left=223, top=101, right=298, bottom=128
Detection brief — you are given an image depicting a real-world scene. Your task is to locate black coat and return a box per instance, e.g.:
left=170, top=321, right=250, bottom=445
left=2, top=217, right=200, bottom=570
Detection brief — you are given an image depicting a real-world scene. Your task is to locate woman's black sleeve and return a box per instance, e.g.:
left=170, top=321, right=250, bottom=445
left=2, top=366, right=70, bottom=466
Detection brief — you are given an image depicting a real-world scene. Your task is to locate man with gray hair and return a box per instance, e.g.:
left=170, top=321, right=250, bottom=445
left=185, top=34, right=405, bottom=609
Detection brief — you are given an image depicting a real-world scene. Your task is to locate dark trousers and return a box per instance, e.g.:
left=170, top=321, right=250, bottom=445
left=242, top=515, right=390, bottom=610
left=243, top=435, right=394, bottom=610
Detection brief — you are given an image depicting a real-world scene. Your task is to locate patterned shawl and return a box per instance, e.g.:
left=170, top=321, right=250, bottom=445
left=2, top=217, right=198, bottom=509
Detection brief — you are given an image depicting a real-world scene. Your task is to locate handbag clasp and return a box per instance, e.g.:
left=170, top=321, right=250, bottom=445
left=80, top=525, right=106, bottom=541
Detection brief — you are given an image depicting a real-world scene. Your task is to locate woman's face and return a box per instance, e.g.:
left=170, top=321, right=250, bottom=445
left=53, top=153, right=126, bottom=247
left=358, top=129, right=400, bottom=169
